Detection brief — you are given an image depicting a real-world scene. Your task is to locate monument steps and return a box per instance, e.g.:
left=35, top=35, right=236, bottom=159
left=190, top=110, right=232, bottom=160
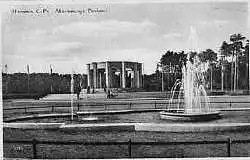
left=40, top=94, right=78, bottom=100
left=40, top=92, right=107, bottom=100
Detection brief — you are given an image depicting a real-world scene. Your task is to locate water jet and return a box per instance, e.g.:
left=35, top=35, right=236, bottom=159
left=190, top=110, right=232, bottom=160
left=160, top=27, right=221, bottom=121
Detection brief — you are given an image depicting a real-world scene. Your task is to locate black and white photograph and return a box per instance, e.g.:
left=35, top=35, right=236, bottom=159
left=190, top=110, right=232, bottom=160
left=1, top=0, right=250, bottom=159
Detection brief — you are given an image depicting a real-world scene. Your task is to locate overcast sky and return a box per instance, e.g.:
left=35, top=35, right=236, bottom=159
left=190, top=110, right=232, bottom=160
left=2, top=1, right=248, bottom=74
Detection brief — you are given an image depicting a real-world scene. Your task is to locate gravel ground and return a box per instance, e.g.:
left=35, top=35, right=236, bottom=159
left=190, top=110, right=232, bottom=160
left=15, top=110, right=250, bottom=124
left=3, top=95, right=250, bottom=120
left=3, top=95, right=250, bottom=158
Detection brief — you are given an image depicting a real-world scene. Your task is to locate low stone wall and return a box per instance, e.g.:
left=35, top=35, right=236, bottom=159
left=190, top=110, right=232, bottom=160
left=60, top=123, right=135, bottom=132
left=135, top=123, right=250, bottom=133
left=4, top=122, right=250, bottom=133
left=3, top=123, right=63, bottom=129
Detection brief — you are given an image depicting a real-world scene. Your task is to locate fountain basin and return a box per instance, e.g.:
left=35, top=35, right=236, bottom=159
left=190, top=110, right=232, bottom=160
left=160, top=111, right=222, bottom=122
left=3, top=109, right=250, bottom=132
left=81, top=116, right=99, bottom=121
left=5, top=109, right=249, bottom=124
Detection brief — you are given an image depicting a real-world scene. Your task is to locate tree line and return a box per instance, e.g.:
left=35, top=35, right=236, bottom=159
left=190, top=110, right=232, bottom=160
left=2, top=33, right=248, bottom=94
left=144, top=33, right=249, bottom=92
left=2, top=73, right=87, bottom=96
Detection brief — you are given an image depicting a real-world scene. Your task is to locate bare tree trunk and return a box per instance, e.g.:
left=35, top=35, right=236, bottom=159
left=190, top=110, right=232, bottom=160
left=249, top=52, right=250, bottom=92
left=210, top=65, right=213, bottom=92
left=247, top=63, right=249, bottom=91
left=234, top=54, right=237, bottom=92
left=236, top=54, right=239, bottom=90
left=161, top=71, right=164, bottom=92
left=225, top=64, right=227, bottom=90
left=231, top=52, right=234, bottom=93
left=221, top=63, right=224, bottom=91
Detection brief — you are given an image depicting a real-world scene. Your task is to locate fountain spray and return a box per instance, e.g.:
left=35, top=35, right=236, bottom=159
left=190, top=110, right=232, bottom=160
left=160, top=26, right=221, bottom=121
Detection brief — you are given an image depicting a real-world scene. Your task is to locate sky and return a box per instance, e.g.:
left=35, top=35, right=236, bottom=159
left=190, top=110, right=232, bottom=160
left=1, top=1, right=248, bottom=74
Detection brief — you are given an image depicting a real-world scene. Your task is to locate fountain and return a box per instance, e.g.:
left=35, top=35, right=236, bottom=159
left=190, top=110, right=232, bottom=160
left=160, top=27, right=221, bottom=121
left=71, top=69, right=98, bottom=121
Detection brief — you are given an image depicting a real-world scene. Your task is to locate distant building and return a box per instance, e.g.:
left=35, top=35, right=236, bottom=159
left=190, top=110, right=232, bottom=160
left=87, top=61, right=143, bottom=89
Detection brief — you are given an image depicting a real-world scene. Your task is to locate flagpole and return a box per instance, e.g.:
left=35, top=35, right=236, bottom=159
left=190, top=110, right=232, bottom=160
left=71, top=69, right=74, bottom=121
left=5, top=64, right=8, bottom=94
left=27, top=65, right=30, bottom=94
left=142, top=62, right=144, bottom=88
left=50, top=65, right=53, bottom=94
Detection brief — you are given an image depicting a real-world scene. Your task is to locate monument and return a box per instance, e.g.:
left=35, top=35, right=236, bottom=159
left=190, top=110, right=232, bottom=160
left=87, top=61, right=143, bottom=89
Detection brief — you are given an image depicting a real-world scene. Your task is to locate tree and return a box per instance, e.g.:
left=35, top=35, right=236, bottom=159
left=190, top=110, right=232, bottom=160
left=199, top=49, right=217, bottom=63
left=229, top=33, right=246, bottom=92
left=159, top=50, right=187, bottom=91
left=238, top=39, right=249, bottom=89
left=188, top=51, right=198, bottom=63
left=198, top=49, right=217, bottom=91
left=245, top=40, right=249, bottom=90
left=178, top=51, right=187, bottom=68
left=160, top=50, right=173, bottom=65
left=220, top=41, right=231, bottom=91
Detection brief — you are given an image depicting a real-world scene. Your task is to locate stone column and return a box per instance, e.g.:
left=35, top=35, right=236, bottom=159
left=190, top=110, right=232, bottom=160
left=137, top=70, right=140, bottom=88
left=138, top=63, right=142, bottom=88
left=87, top=64, right=91, bottom=87
left=119, top=71, right=122, bottom=88
left=105, top=62, right=110, bottom=88
left=134, top=63, right=138, bottom=88
left=93, top=62, right=97, bottom=89
left=96, top=69, right=99, bottom=89
left=131, top=72, right=133, bottom=88
left=99, top=72, right=102, bottom=88
left=122, top=62, right=126, bottom=88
